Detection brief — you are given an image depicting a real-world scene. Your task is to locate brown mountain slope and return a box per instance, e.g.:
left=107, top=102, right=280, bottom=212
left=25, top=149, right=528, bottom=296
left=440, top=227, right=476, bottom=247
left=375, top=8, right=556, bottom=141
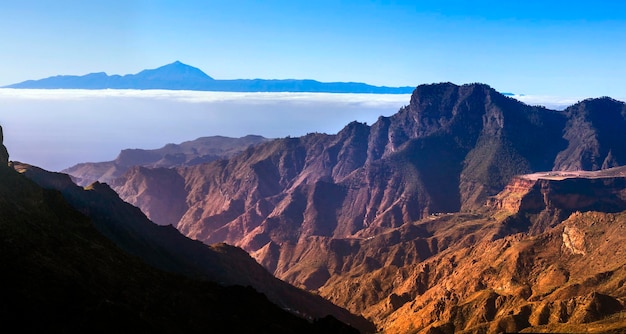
left=378, top=210, right=626, bottom=333
left=264, top=170, right=626, bottom=332
left=111, top=165, right=188, bottom=225
left=63, top=134, right=269, bottom=186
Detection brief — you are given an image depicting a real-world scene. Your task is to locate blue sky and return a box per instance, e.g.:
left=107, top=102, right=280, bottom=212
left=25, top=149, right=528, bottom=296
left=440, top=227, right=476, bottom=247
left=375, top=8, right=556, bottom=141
left=1, top=0, right=626, bottom=97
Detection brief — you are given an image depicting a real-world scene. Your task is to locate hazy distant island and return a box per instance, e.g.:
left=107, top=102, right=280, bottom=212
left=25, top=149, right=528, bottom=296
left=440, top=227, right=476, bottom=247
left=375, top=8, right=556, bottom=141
left=3, top=61, right=415, bottom=94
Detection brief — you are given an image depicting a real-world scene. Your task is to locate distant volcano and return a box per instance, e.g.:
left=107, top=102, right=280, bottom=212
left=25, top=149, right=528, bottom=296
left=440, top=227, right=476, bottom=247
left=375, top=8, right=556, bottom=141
left=4, top=61, right=415, bottom=94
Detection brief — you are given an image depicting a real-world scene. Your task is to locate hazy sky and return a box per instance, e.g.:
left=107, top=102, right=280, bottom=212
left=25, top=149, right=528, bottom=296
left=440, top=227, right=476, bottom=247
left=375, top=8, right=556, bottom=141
left=1, top=1, right=625, bottom=98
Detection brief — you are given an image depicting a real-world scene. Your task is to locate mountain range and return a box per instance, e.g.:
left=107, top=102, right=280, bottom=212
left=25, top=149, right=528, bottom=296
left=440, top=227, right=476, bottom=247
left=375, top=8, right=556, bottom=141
left=64, top=82, right=626, bottom=332
left=5, top=81, right=626, bottom=333
left=3, top=61, right=415, bottom=94
left=102, top=83, right=626, bottom=239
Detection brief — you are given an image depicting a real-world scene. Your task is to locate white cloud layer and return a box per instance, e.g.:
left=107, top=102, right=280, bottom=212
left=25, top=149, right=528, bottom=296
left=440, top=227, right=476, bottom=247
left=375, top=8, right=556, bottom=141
left=0, top=89, right=410, bottom=171
left=0, top=88, right=411, bottom=106
left=511, top=94, right=583, bottom=110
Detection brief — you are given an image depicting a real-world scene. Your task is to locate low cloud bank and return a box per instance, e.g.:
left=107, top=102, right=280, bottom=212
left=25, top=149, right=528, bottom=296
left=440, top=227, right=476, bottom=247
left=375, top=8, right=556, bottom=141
left=511, top=94, right=583, bottom=110
left=0, top=88, right=410, bottom=106
left=0, top=89, right=409, bottom=171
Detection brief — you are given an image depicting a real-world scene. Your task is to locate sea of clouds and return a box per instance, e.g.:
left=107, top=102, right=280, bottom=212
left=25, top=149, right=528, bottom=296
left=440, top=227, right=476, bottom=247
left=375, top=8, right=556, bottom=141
left=0, top=89, right=410, bottom=171
left=0, top=89, right=603, bottom=172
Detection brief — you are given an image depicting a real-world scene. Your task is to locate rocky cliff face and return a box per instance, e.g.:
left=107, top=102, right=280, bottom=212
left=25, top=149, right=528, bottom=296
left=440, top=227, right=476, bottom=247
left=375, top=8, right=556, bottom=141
left=488, top=168, right=626, bottom=234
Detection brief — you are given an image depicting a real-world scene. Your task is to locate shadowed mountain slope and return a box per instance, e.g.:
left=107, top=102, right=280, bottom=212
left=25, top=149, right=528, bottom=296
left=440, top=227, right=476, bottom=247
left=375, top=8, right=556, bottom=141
left=0, top=128, right=362, bottom=333
left=14, top=161, right=373, bottom=333
left=554, top=97, right=626, bottom=171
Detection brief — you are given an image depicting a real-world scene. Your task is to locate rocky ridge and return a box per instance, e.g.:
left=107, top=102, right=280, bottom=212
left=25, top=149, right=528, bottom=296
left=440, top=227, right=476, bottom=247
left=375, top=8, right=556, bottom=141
left=488, top=167, right=626, bottom=234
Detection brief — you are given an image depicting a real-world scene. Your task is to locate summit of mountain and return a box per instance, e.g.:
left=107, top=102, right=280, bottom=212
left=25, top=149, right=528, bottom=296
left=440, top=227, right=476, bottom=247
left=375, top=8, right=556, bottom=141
left=112, top=61, right=216, bottom=89
left=134, top=61, right=214, bottom=81
left=5, top=61, right=214, bottom=90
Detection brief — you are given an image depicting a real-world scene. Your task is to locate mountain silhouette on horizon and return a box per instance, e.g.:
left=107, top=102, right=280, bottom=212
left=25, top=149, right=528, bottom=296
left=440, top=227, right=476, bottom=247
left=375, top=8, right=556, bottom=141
left=4, top=61, right=415, bottom=94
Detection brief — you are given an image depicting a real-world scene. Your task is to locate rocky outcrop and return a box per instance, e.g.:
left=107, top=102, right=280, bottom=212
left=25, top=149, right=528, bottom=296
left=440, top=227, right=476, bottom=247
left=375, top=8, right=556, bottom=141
left=488, top=168, right=626, bottom=234
left=0, top=125, right=9, bottom=166
left=486, top=176, right=539, bottom=213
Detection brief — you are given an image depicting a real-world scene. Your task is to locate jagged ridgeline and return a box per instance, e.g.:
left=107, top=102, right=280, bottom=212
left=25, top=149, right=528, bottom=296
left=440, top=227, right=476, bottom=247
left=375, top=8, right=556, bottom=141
left=106, top=83, right=626, bottom=247
left=93, top=82, right=626, bottom=332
